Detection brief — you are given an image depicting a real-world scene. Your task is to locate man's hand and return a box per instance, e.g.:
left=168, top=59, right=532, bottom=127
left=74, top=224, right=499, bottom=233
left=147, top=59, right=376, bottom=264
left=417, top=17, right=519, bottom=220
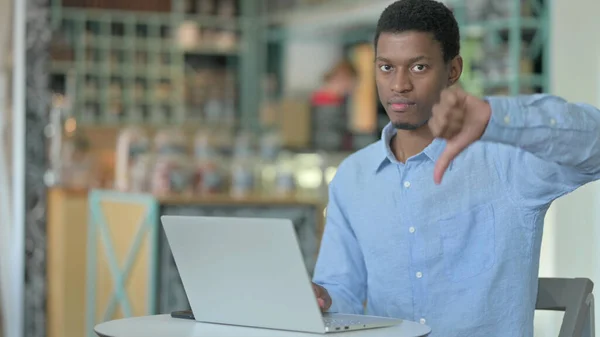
left=429, top=87, right=492, bottom=184
left=312, top=283, right=332, bottom=312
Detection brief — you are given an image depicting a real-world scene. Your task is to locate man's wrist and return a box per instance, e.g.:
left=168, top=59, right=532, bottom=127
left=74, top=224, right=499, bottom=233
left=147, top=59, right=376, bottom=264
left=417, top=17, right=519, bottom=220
left=479, top=97, right=509, bottom=143
left=478, top=100, right=492, bottom=137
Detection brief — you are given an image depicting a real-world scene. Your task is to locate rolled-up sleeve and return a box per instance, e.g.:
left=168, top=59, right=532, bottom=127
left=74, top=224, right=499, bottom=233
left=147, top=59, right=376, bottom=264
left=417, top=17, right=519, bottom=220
left=482, top=94, right=600, bottom=209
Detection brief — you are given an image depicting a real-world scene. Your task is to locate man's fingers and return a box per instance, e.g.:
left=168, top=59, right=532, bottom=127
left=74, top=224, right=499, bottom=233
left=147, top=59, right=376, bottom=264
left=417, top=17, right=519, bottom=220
left=428, top=116, right=441, bottom=137
left=430, top=100, right=465, bottom=139
left=312, top=283, right=321, bottom=296
left=443, top=119, right=463, bottom=139
left=433, top=148, right=456, bottom=185
left=312, top=283, right=332, bottom=311
left=312, top=284, right=329, bottom=310
left=312, top=284, right=324, bottom=310
left=324, top=293, right=332, bottom=310
left=434, top=137, right=469, bottom=184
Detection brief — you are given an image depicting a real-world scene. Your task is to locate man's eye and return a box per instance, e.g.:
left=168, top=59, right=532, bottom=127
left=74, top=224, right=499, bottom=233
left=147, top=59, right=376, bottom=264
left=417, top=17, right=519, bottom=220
left=379, top=65, right=393, bottom=72
left=412, top=64, right=427, bottom=72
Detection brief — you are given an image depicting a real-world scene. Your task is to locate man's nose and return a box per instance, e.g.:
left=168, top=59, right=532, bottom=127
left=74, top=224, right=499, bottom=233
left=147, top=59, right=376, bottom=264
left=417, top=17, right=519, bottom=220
left=391, top=69, right=413, bottom=93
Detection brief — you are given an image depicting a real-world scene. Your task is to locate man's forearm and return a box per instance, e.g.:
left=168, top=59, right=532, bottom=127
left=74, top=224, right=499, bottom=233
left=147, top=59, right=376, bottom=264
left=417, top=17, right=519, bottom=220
left=481, top=94, right=600, bottom=175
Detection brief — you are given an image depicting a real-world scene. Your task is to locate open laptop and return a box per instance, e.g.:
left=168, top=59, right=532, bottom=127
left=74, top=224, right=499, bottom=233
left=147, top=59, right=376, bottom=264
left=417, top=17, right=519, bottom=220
left=160, top=215, right=404, bottom=334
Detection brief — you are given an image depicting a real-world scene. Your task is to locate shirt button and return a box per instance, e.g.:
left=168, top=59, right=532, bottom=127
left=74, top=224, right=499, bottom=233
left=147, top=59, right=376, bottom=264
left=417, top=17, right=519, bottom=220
left=420, top=318, right=427, bottom=325
left=409, top=227, right=415, bottom=233
left=503, top=115, right=510, bottom=124
left=403, top=181, right=411, bottom=188
left=550, top=118, right=556, bottom=126
left=416, top=272, right=423, bottom=278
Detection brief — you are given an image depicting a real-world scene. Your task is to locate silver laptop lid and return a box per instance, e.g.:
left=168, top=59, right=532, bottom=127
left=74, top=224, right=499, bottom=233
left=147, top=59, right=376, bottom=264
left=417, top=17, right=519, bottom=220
left=161, top=215, right=326, bottom=333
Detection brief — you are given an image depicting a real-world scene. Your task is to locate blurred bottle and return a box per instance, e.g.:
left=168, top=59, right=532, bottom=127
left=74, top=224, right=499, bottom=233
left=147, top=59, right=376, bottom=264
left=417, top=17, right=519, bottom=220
left=275, top=151, right=296, bottom=196
left=193, top=128, right=225, bottom=194
left=259, top=128, right=281, bottom=162
left=257, top=127, right=281, bottom=193
left=114, top=127, right=150, bottom=192
left=151, top=154, right=193, bottom=195
left=61, top=133, right=98, bottom=190
left=129, top=154, right=154, bottom=193
left=230, top=131, right=257, bottom=198
left=204, top=88, right=223, bottom=125
left=151, top=129, right=192, bottom=195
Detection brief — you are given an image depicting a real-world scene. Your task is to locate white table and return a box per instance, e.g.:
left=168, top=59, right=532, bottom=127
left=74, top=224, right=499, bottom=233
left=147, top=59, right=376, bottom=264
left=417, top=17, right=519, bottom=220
left=94, top=314, right=432, bottom=337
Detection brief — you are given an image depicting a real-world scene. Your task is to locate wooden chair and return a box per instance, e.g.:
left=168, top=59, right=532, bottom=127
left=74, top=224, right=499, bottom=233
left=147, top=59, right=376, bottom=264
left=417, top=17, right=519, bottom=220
left=536, top=278, right=595, bottom=337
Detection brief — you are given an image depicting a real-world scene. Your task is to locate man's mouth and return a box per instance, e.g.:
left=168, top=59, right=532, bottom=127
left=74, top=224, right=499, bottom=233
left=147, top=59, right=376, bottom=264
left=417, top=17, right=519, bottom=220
left=388, top=100, right=416, bottom=112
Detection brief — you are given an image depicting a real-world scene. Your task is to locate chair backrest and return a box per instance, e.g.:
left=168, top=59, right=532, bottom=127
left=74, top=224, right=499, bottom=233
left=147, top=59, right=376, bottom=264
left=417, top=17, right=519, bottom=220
left=536, top=278, right=595, bottom=337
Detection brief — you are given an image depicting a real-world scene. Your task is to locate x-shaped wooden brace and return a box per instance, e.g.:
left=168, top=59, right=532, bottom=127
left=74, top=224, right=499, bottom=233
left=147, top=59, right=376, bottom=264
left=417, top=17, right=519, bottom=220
left=86, top=190, right=158, bottom=337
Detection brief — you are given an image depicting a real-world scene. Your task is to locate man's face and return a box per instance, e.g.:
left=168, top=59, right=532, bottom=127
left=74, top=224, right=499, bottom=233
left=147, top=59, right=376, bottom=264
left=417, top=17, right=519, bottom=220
left=375, top=31, right=462, bottom=130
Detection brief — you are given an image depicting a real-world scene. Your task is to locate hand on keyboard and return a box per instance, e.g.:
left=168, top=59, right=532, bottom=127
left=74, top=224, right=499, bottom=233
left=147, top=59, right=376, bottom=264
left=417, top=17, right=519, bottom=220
left=312, top=283, right=332, bottom=312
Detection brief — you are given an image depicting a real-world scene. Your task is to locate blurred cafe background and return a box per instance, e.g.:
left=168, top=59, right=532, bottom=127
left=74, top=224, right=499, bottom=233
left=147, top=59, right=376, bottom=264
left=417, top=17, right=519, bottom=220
left=0, top=0, right=599, bottom=337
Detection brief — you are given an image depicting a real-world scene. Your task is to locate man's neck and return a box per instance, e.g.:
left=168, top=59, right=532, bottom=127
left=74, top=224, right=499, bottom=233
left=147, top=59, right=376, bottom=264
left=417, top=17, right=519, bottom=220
left=390, top=126, right=435, bottom=163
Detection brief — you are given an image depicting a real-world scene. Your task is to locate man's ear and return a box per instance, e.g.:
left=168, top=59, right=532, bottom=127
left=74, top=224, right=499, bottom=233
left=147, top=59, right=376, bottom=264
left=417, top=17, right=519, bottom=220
left=448, top=55, right=463, bottom=86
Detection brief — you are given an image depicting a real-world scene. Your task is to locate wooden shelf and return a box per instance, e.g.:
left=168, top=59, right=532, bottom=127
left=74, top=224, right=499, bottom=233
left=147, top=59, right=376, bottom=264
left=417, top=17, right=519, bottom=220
left=47, top=187, right=326, bottom=206
left=157, top=192, right=325, bottom=206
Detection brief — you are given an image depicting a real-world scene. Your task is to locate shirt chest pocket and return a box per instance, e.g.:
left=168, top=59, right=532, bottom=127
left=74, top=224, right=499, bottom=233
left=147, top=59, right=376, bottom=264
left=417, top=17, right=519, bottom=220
left=439, top=203, right=496, bottom=283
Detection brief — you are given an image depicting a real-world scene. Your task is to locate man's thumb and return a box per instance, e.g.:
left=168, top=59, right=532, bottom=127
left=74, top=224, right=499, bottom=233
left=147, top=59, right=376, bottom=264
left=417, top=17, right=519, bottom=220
left=434, top=138, right=468, bottom=184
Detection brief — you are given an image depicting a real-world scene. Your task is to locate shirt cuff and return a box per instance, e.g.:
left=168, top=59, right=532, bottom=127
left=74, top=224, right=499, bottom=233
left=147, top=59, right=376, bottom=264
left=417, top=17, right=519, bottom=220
left=480, top=96, right=522, bottom=143
left=325, top=287, right=363, bottom=315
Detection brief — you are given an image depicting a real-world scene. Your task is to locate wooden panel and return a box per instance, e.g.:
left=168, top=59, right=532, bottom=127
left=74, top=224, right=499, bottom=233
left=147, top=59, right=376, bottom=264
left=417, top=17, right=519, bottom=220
left=349, top=43, right=377, bottom=133
left=278, top=99, right=312, bottom=149
left=47, top=188, right=89, bottom=337
left=95, top=241, right=112, bottom=323
left=158, top=192, right=324, bottom=206
left=94, top=201, right=150, bottom=322
left=127, top=237, right=150, bottom=317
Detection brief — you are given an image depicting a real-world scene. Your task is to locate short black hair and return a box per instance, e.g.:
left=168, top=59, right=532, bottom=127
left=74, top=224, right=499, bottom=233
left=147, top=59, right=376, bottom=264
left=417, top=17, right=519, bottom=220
left=374, top=0, right=460, bottom=63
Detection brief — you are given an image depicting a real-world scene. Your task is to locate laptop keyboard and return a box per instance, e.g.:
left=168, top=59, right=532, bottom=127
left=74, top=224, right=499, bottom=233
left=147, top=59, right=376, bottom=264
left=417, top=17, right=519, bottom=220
left=323, top=317, right=362, bottom=328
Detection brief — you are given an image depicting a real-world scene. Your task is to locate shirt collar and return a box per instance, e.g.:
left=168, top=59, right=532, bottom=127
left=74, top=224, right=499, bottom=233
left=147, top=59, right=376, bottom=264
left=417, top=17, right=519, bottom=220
left=372, top=122, right=448, bottom=173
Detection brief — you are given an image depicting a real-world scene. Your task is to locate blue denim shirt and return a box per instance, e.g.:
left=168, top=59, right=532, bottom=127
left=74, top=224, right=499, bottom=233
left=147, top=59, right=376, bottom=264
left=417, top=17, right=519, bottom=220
left=313, top=94, right=600, bottom=337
